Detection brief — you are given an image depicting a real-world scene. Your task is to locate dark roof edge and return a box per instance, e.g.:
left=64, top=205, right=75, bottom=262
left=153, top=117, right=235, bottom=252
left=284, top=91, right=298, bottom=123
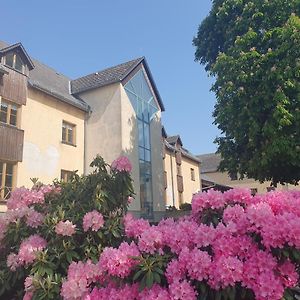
left=139, top=57, right=165, bottom=112
left=0, top=43, right=35, bottom=70
left=165, top=141, right=201, bottom=163
left=28, top=80, right=90, bottom=112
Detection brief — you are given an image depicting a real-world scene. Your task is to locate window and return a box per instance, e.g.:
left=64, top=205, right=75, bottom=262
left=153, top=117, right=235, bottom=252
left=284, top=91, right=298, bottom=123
left=62, top=121, right=76, bottom=145
left=251, top=188, right=258, bottom=196
left=4, top=52, right=25, bottom=73
left=0, top=162, right=14, bottom=200
left=124, top=70, right=159, bottom=219
left=61, top=170, right=74, bottom=182
left=0, top=100, right=18, bottom=126
left=191, top=168, right=195, bottom=181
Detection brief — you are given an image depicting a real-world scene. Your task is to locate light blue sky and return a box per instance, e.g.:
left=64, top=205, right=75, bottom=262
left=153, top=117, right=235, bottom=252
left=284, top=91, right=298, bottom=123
left=1, top=0, right=218, bottom=155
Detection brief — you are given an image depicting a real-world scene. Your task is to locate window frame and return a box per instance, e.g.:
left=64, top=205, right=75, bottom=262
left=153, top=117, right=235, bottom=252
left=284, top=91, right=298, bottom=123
left=0, top=99, right=18, bottom=127
left=62, top=121, right=76, bottom=146
left=61, top=169, right=74, bottom=182
left=190, top=168, right=195, bottom=181
left=3, top=52, right=25, bottom=74
left=0, top=161, right=15, bottom=201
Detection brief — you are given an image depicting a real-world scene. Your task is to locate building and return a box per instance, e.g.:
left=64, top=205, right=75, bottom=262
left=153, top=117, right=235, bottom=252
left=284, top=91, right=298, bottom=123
left=0, top=41, right=165, bottom=220
left=198, top=153, right=300, bottom=194
left=162, top=129, right=201, bottom=208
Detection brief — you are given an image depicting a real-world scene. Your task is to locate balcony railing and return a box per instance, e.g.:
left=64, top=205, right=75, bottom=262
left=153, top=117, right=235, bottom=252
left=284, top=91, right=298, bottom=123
left=0, top=123, right=24, bottom=162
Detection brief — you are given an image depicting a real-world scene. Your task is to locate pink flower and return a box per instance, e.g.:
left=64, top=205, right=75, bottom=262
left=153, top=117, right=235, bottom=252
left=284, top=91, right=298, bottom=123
left=209, top=255, right=243, bottom=289
left=7, top=187, right=45, bottom=209
left=7, top=253, right=21, bottom=271
left=169, top=280, right=197, bottom=300
left=139, top=284, right=171, bottom=300
left=138, top=227, right=163, bottom=254
left=18, top=235, right=47, bottom=265
left=123, top=214, right=150, bottom=238
left=83, top=211, right=104, bottom=232
left=111, top=156, right=132, bottom=172
left=8, top=235, right=47, bottom=271
left=61, top=261, right=101, bottom=300
left=55, top=220, right=76, bottom=236
left=277, top=260, right=299, bottom=288
left=99, top=242, right=140, bottom=278
left=26, top=209, right=45, bottom=228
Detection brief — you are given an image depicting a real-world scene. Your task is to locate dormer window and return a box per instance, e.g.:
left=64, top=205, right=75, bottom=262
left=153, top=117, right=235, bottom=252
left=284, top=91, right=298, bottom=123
left=4, top=52, right=25, bottom=74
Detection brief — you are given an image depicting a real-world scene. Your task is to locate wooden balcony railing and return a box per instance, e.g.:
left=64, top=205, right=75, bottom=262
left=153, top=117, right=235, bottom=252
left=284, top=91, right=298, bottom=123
left=0, top=66, right=27, bottom=105
left=0, top=123, right=24, bottom=162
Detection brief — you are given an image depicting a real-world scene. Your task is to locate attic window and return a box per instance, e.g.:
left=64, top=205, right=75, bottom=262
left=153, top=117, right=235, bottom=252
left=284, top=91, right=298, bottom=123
left=4, top=52, right=25, bottom=73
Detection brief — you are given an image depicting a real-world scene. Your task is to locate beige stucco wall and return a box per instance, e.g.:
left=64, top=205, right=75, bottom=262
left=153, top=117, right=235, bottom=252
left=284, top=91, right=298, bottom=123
left=181, top=156, right=201, bottom=203
left=81, top=82, right=164, bottom=218
left=17, top=87, right=85, bottom=188
left=164, top=149, right=201, bottom=208
left=149, top=111, right=164, bottom=216
left=80, top=83, right=123, bottom=171
left=164, top=151, right=178, bottom=207
left=204, top=171, right=300, bottom=193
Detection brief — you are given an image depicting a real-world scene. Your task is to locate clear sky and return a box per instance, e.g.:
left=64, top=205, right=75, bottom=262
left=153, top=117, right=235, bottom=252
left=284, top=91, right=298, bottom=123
left=1, top=0, right=219, bottom=155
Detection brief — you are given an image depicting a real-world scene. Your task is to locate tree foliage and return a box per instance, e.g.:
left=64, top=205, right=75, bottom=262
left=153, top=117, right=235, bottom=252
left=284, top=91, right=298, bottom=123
left=193, top=0, right=300, bottom=185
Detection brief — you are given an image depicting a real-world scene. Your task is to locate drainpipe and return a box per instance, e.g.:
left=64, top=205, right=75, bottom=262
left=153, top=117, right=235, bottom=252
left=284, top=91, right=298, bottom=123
left=170, top=148, right=176, bottom=207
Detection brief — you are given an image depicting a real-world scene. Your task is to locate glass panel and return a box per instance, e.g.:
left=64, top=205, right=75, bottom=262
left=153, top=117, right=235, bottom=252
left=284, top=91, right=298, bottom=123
left=5, top=53, right=14, bottom=68
left=0, top=103, right=8, bottom=123
left=144, top=123, right=150, bottom=149
left=139, top=147, right=145, bottom=161
left=5, top=164, right=13, bottom=199
left=145, top=149, right=151, bottom=162
left=14, top=55, right=23, bottom=72
left=9, top=105, right=17, bottom=126
left=138, top=120, right=144, bottom=146
left=62, top=125, right=66, bottom=141
left=137, top=99, right=143, bottom=119
left=67, top=127, right=73, bottom=144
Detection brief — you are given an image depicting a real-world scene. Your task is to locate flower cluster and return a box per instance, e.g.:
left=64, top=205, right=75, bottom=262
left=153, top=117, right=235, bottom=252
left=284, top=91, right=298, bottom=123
left=7, top=235, right=47, bottom=270
left=55, top=220, right=76, bottom=236
left=111, top=156, right=132, bottom=172
left=61, top=189, right=300, bottom=300
left=83, top=211, right=104, bottom=232
left=99, top=242, right=140, bottom=278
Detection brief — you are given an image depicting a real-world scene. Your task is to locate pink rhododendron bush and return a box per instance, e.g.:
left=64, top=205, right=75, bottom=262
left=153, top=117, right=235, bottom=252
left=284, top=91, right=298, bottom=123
left=62, top=189, right=300, bottom=300
left=1, top=157, right=300, bottom=300
left=0, top=156, right=134, bottom=299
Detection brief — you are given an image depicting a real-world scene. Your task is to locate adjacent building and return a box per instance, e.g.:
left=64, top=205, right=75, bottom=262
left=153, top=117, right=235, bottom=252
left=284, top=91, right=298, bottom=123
left=198, top=153, right=300, bottom=194
left=0, top=41, right=165, bottom=220
left=163, top=129, right=201, bottom=208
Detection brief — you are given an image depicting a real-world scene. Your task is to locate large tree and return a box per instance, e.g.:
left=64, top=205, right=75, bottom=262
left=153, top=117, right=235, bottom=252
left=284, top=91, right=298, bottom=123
left=193, top=0, right=300, bottom=185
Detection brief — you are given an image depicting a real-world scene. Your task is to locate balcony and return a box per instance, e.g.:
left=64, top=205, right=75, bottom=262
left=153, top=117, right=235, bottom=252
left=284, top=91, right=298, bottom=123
left=0, top=123, right=24, bottom=162
left=0, top=65, right=27, bottom=105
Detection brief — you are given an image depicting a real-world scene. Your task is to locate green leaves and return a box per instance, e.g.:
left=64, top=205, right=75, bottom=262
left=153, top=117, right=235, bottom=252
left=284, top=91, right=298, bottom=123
left=132, top=254, right=168, bottom=291
left=194, top=1, right=300, bottom=185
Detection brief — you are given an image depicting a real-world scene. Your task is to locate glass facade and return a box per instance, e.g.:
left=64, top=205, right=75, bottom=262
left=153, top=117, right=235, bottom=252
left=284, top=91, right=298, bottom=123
left=124, top=70, right=159, bottom=218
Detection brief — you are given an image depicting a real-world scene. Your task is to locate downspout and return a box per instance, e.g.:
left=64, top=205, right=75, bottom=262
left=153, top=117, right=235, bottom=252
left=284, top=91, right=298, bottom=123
left=170, top=148, right=176, bottom=207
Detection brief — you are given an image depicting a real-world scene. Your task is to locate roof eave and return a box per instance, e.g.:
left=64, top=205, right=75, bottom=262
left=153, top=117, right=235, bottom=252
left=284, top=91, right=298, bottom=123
left=28, top=80, right=90, bottom=112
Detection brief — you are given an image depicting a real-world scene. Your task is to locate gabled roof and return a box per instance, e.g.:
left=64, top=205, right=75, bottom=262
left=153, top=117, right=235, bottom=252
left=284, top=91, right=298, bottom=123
left=165, top=140, right=201, bottom=163
left=166, top=135, right=183, bottom=147
left=0, top=41, right=89, bottom=112
left=71, top=57, right=165, bottom=111
left=0, top=42, right=34, bottom=70
left=197, top=153, right=221, bottom=173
